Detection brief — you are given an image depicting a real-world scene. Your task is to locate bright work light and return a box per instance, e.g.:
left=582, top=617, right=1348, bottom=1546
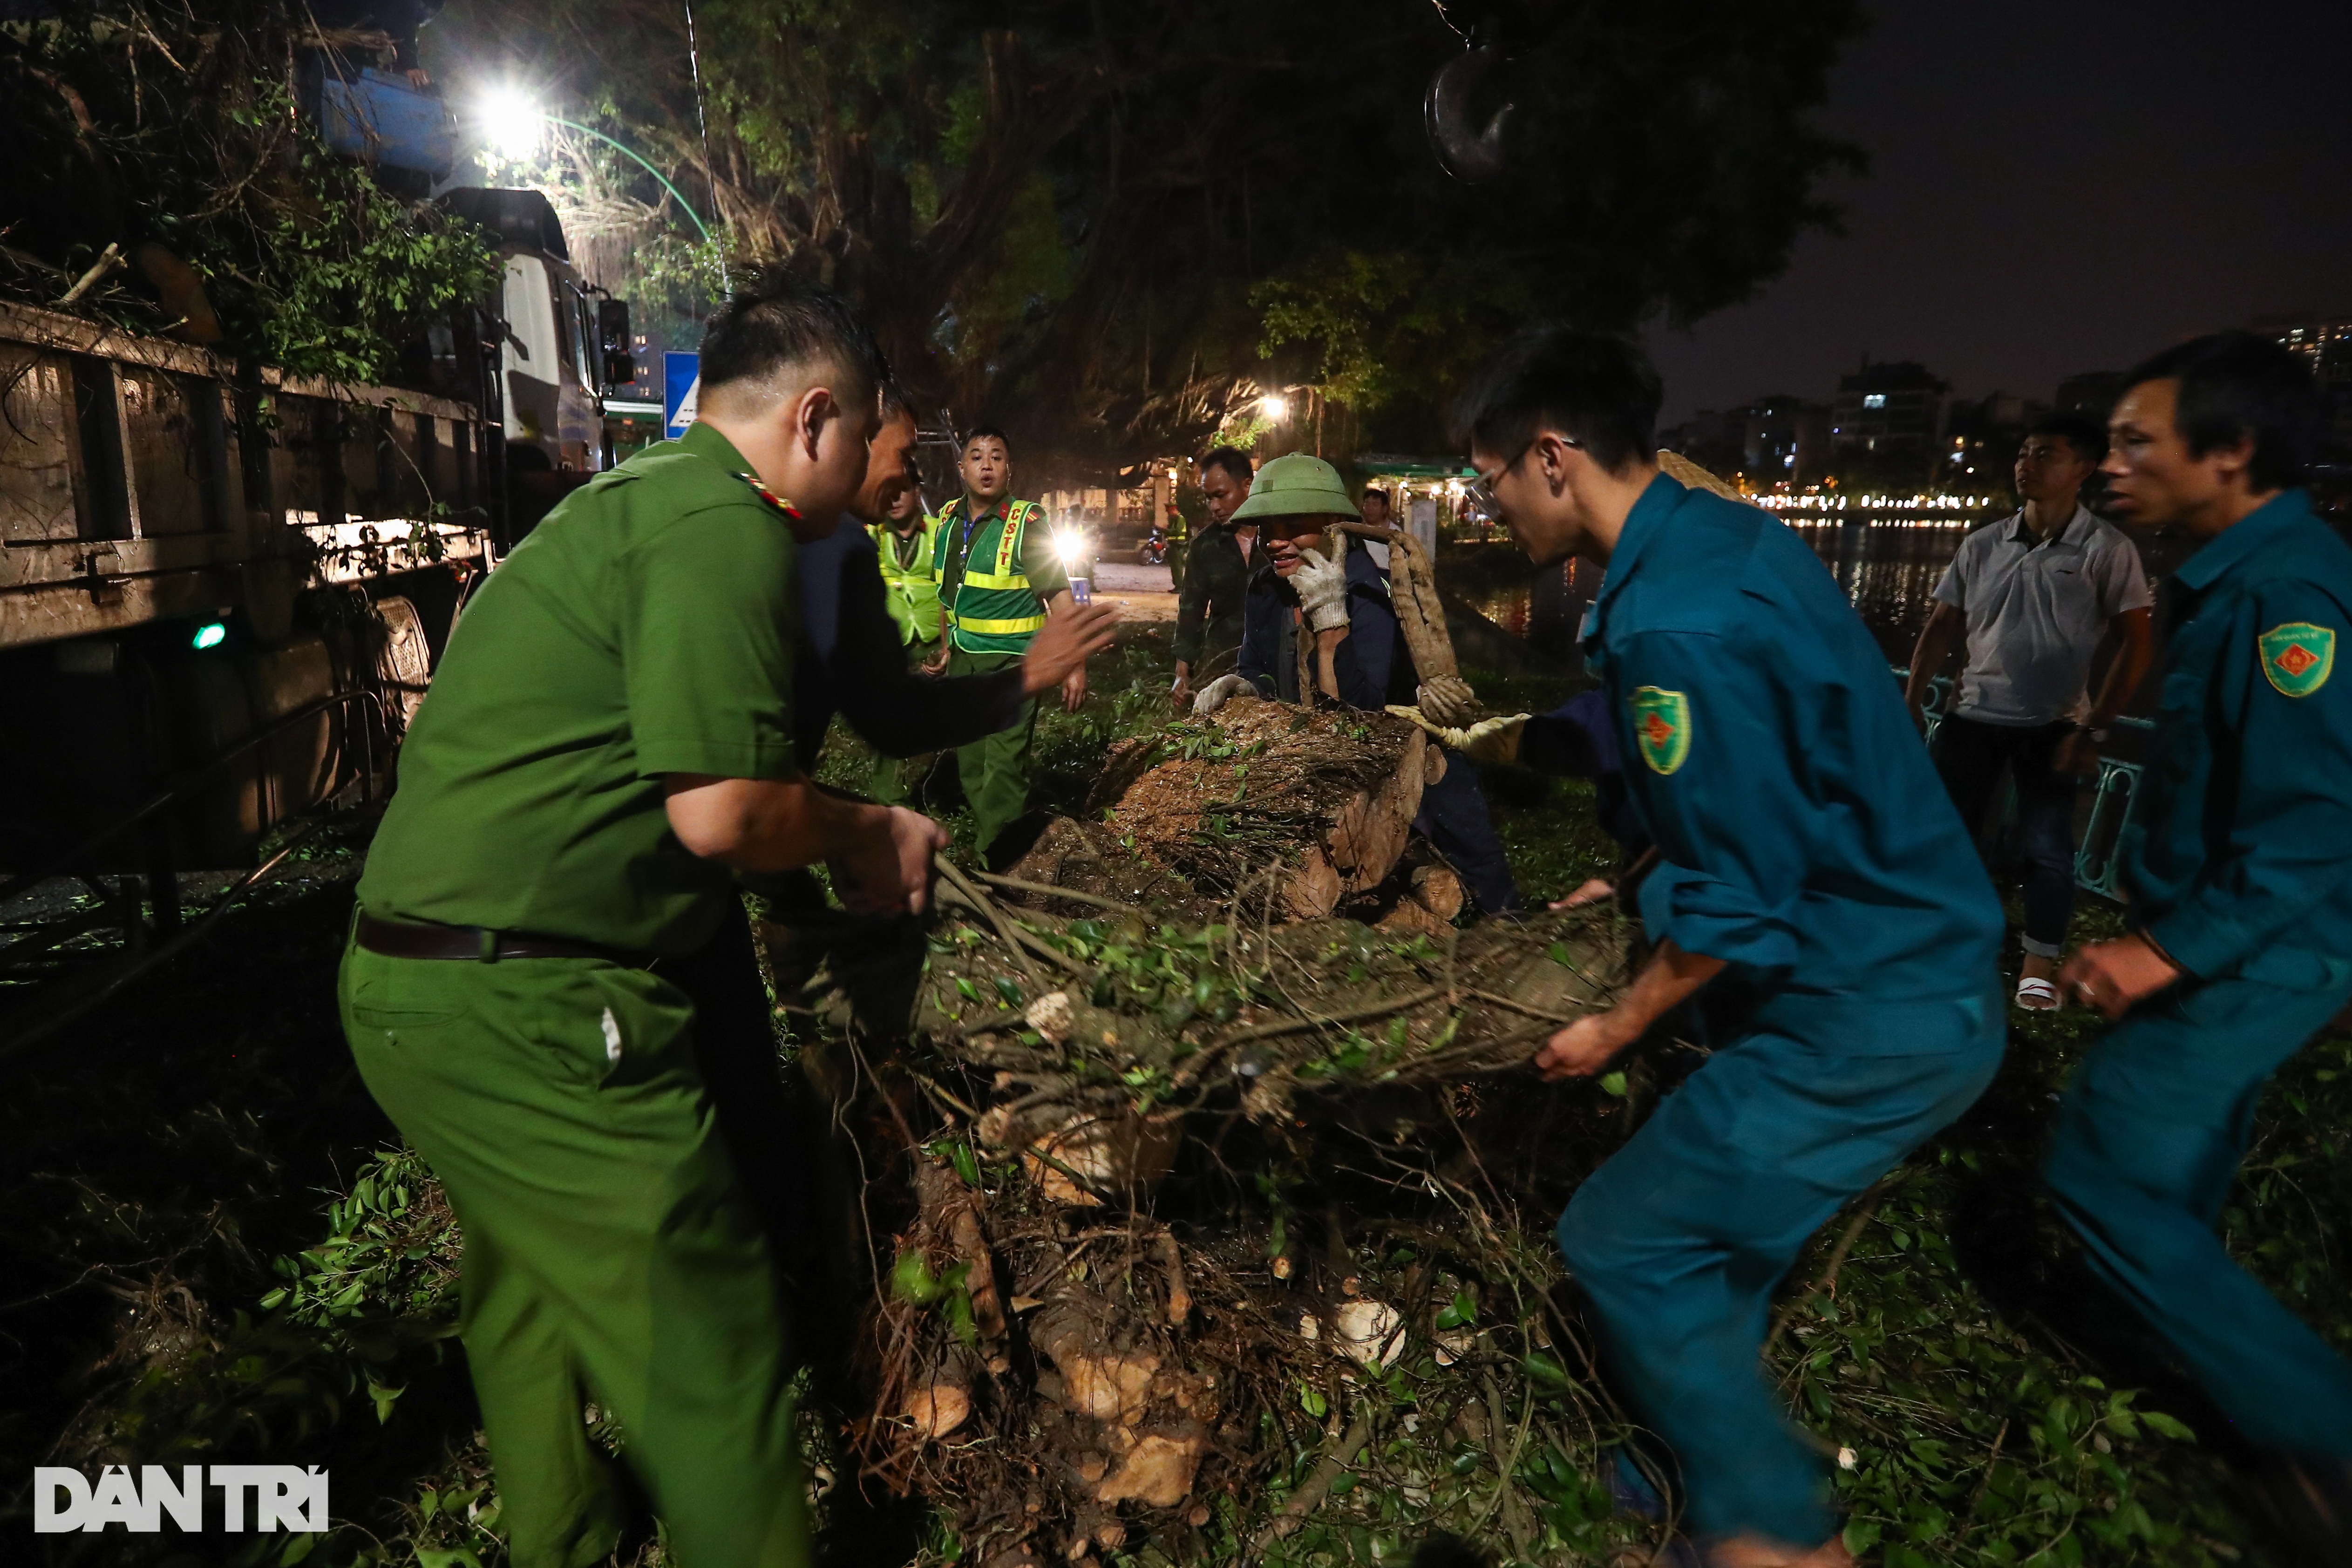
left=482, top=87, right=544, bottom=161
left=1260, top=394, right=1289, bottom=421
left=191, top=622, right=227, bottom=651
left=1053, top=529, right=1088, bottom=570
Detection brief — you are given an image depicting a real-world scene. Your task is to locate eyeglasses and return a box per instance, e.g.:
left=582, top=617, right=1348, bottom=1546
left=1467, top=436, right=1574, bottom=512
left=1467, top=443, right=1531, bottom=513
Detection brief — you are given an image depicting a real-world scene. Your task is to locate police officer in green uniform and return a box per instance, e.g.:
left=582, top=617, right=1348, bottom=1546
left=925, top=424, right=1081, bottom=866
left=339, top=277, right=946, bottom=1568
left=1462, top=328, right=2004, bottom=1565
left=2048, top=333, right=2352, bottom=1552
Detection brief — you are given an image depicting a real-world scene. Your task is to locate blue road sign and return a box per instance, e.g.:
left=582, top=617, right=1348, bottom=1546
left=663, top=352, right=701, bottom=439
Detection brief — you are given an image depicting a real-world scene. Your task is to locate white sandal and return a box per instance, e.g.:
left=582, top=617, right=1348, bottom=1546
left=2014, top=976, right=2061, bottom=1012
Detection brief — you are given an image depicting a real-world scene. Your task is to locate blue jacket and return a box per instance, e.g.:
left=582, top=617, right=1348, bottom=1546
left=792, top=521, right=1027, bottom=770
left=1237, top=542, right=1413, bottom=707
left=2124, top=490, right=2352, bottom=984
left=1584, top=475, right=2002, bottom=1001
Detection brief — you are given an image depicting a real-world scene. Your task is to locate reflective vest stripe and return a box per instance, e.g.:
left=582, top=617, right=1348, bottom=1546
left=952, top=611, right=1047, bottom=634
left=960, top=569, right=1030, bottom=590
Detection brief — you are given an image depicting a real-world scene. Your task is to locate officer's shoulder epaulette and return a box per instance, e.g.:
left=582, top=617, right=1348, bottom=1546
left=727, top=470, right=802, bottom=520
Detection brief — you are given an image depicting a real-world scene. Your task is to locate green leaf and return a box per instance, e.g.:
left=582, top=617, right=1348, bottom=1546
left=2139, top=1410, right=2196, bottom=1441
left=279, top=1531, right=319, bottom=1565
left=891, top=1250, right=942, bottom=1306
left=1598, top=1071, right=1628, bottom=1098
left=992, top=975, right=1025, bottom=1005
left=1299, top=1381, right=1329, bottom=1417
left=955, top=976, right=982, bottom=1004
left=1523, top=1351, right=1570, bottom=1387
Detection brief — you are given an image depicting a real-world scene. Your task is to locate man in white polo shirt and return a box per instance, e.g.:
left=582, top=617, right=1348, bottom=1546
left=1905, top=413, right=2155, bottom=1010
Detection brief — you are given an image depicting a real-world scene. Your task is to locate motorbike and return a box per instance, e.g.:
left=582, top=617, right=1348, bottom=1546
left=1136, top=523, right=1169, bottom=567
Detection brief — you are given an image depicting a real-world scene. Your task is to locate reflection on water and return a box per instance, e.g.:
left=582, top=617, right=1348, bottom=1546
left=1447, top=514, right=1978, bottom=665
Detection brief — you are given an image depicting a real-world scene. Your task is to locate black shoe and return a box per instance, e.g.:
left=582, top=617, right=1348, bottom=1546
left=2234, top=1450, right=2352, bottom=1568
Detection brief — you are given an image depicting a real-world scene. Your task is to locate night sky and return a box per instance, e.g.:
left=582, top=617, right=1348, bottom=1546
left=1645, top=0, right=2352, bottom=423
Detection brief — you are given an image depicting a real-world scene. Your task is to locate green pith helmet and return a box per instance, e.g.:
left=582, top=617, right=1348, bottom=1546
left=1230, top=453, right=1361, bottom=522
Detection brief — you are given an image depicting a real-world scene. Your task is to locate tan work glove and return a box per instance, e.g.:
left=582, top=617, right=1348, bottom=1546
left=1386, top=706, right=1531, bottom=767
left=1416, top=673, right=1480, bottom=727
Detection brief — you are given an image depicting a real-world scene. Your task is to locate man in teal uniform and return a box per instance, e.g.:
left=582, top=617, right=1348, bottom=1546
left=1459, top=328, right=2004, bottom=1565
left=926, top=425, right=1082, bottom=867
left=340, top=276, right=945, bottom=1568
left=2050, top=332, right=2352, bottom=1553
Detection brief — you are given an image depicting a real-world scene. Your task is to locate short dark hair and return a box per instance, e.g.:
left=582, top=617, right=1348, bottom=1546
left=2121, top=330, right=2321, bottom=492
left=700, top=269, right=890, bottom=412
left=1452, top=327, right=1663, bottom=477
left=2025, top=411, right=2107, bottom=465
left=1197, top=446, right=1255, bottom=486
left=878, top=379, right=915, bottom=423
left=962, top=424, right=1011, bottom=452
left=1360, top=487, right=1391, bottom=506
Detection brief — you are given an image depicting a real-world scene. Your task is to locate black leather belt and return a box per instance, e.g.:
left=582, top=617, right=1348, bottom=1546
left=356, top=911, right=654, bottom=969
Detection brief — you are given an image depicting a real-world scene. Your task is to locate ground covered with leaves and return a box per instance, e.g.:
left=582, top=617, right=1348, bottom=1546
left=5, top=625, right=2348, bottom=1568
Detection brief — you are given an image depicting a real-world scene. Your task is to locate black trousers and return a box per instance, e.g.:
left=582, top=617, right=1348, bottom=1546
left=1930, top=714, right=2078, bottom=957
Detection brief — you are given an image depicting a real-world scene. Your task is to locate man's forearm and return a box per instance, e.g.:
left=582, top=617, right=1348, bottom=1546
left=1610, top=938, right=1727, bottom=1037
left=1905, top=619, right=1959, bottom=707
left=664, top=774, right=891, bottom=873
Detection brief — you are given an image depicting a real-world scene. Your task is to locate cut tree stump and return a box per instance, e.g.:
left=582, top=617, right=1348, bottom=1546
left=1066, top=700, right=1430, bottom=920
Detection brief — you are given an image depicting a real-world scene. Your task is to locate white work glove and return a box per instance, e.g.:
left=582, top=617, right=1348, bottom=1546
left=1385, top=706, right=1532, bottom=767
left=1192, top=673, right=1256, bottom=717
left=1417, top=674, right=1480, bottom=727
left=1291, top=547, right=1351, bottom=632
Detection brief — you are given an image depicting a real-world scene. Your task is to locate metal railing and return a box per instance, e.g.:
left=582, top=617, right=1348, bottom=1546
left=1901, top=670, right=2151, bottom=901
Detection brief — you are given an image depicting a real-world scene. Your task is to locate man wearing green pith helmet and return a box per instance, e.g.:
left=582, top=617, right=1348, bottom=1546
left=927, top=424, right=1083, bottom=868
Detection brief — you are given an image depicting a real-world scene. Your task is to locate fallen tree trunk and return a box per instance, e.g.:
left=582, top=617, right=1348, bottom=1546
left=1066, top=701, right=1438, bottom=922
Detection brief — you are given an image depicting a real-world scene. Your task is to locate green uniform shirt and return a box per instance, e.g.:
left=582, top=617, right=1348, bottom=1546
left=932, top=495, right=1069, bottom=654
left=356, top=422, right=802, bottom=956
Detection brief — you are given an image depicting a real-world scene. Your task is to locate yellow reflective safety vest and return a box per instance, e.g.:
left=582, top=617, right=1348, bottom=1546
left=871, top=514, right=944, bottom=646
left=934, top=495, right=1048, bottom=654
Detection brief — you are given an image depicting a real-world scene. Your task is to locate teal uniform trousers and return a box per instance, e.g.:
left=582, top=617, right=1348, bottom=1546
left=1560, top=990, right=2001, bottom=1543
left=2045, top=956, right=2352, bottom=1455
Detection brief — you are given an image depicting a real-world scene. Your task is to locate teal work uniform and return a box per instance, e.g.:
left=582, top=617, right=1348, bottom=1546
left=343, top=421, right=810, bottom=1568
left=931, top=494, right=1070, bottom=863
left=1557, top=475, right=2005, bottom=1545
left=2044, top=489, right=2352, bottom=1457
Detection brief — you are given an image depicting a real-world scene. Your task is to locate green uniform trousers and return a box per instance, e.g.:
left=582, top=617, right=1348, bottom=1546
left=1556, top=987, right=2003, bottom=1546
left=338, top=939, right=809, bottom=1568
left=945, top=646, right=1037, bottom=864
left=2044, top=948, right=2352, bottom=1457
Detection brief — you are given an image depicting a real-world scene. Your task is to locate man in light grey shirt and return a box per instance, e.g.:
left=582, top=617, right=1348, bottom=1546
left=1905, top=413, right=2155, bottom=1008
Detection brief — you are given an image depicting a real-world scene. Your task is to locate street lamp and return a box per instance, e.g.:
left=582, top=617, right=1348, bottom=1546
left=475, top=88, right=714, bottom=243
left=1261, top=393, right=1289, bottom=421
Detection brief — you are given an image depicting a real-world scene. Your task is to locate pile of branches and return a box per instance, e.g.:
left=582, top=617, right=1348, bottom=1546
left=6, top=2, right=498, bottom=380
left=761, top=859, right=1695, bottom=1567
